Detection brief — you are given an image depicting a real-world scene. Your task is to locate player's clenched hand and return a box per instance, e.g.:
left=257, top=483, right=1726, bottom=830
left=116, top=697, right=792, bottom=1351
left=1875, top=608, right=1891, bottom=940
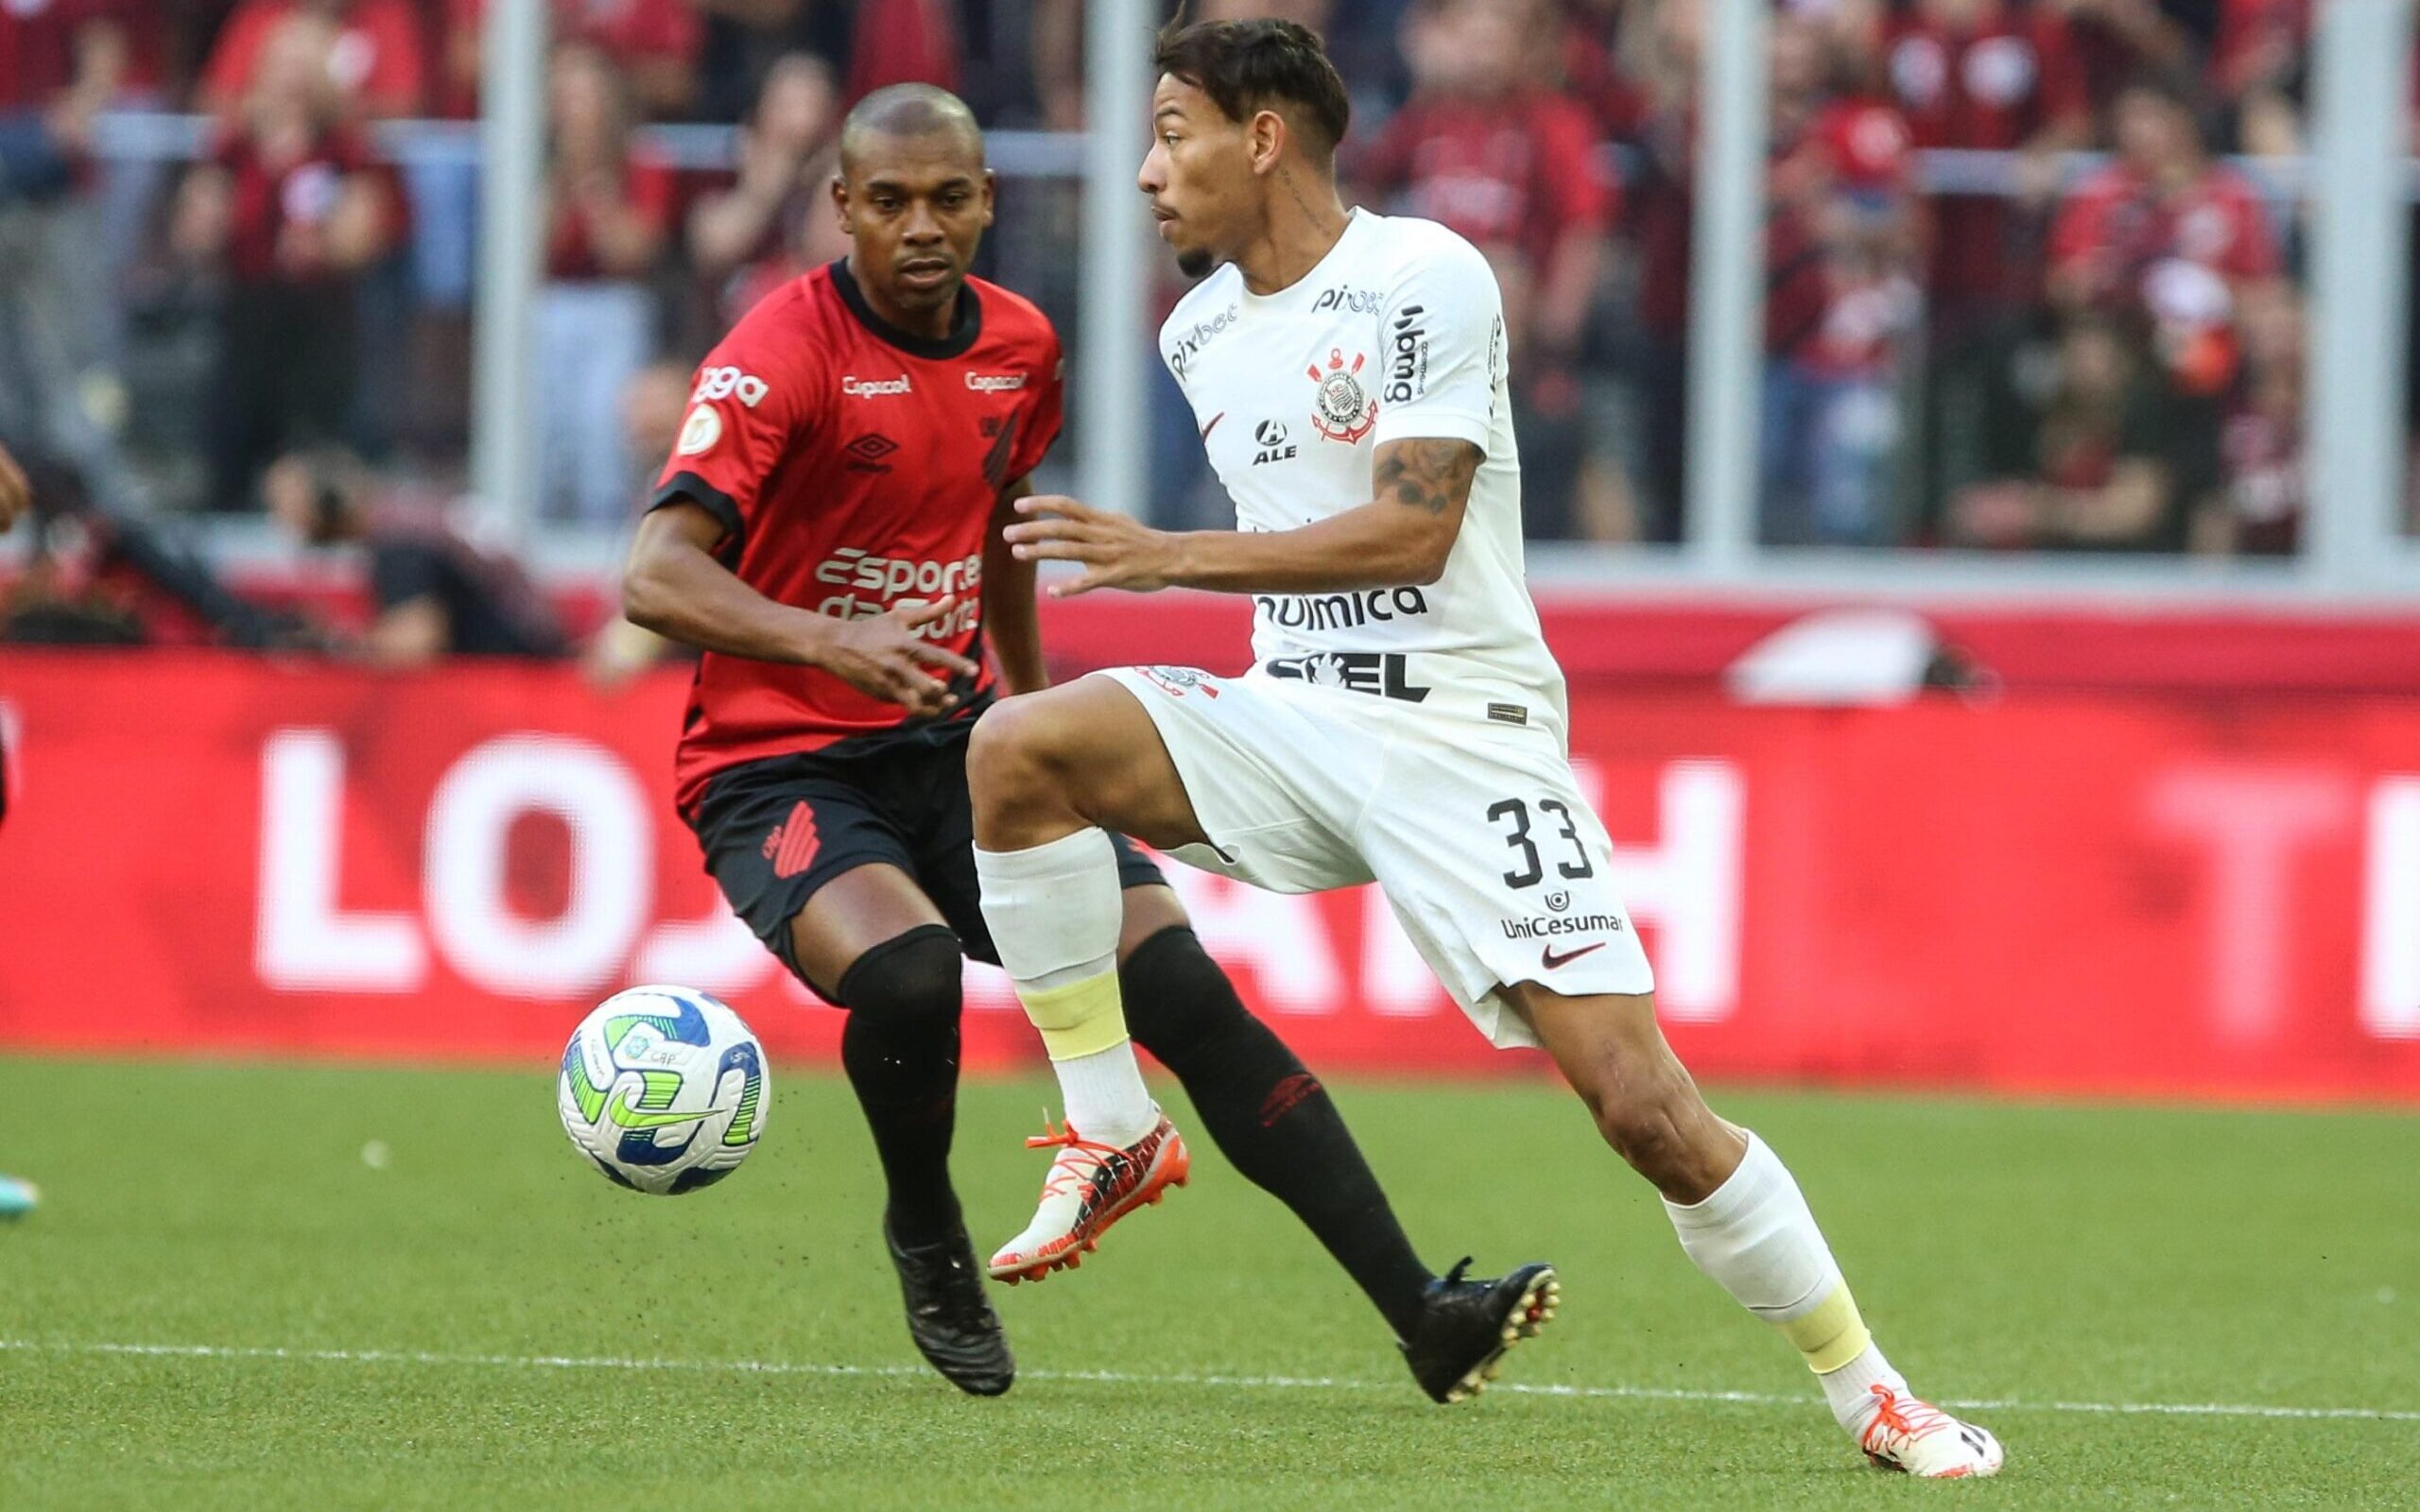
left=1005, top=494, right=1183, bottom=596
left=814, top=596, right=979, bottom=716
left=0, top=442, right=29, bottom=530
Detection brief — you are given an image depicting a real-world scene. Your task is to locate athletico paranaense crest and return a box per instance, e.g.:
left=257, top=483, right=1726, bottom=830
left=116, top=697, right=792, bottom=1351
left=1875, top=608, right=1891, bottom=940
left=1307, top=348, right=1377, bottom=444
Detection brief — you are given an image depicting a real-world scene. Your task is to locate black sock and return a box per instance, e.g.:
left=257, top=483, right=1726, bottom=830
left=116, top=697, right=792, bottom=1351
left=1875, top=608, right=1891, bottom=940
left=1121, top=925, right=1435, bottom=1339
left=834, top=926, right=967, bottom=1250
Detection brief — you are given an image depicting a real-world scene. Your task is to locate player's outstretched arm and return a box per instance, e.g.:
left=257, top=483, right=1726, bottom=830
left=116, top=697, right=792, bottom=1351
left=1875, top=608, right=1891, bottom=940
left=1005, top=437, right=1479, bottom=598
left=624, top=499, right=977, bottom=715
left=980, top=474, right=1049, bottom=695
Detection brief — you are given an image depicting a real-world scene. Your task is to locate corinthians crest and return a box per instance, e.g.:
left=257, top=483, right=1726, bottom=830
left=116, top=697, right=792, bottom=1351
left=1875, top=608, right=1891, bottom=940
left=1306, top=347, right=1377, bottom=444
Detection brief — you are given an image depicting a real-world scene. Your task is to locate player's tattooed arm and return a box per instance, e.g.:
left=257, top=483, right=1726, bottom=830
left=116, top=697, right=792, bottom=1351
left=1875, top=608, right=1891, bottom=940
left=1006, top=435, right=1480, bottom=597
left=982, top=474, right=1050, bottom=695
left=1372, top=438, right=1481, bottom=519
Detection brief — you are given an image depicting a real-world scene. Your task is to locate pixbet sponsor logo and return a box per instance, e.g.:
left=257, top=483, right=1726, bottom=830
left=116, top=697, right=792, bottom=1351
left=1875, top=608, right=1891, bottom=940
left=1311, top=285, right=1382, bottom=315
left=964, top=371, right=1028, bottom=393
left=1167, top=304, right=1238, bottom=384
left=693, top=366, right=770, bottom=407
left=1251, top=421, right=1297, bottom=466
left=1383, top=305, right=1428, bottom=404
left=841, top=374, right=913, bottom=397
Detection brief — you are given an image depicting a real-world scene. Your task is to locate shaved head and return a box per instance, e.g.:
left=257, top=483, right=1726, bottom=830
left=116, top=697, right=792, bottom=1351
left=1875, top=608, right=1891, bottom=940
left=838, top=83, right=984, bottom=179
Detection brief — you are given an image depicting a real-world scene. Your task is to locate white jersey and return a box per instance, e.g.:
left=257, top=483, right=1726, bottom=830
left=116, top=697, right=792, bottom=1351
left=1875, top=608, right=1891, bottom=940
left=1159, top=210, right=1567, bottom=730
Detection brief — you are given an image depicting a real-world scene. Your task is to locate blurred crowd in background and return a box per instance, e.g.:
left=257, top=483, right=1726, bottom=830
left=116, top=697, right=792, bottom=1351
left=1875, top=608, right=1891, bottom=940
left=0, top=0, right=2384, bottom=643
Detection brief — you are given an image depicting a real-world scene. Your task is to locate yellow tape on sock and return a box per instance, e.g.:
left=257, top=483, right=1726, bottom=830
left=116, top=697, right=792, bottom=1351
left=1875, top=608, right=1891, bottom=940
left=1016, top=971, right=1131, bottom=1062
left=1780, top=1283, right=1873, bottom=1376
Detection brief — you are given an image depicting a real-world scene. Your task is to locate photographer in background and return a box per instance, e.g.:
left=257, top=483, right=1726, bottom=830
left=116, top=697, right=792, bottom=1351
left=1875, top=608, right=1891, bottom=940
left=263, top=447, right=567, bottom=666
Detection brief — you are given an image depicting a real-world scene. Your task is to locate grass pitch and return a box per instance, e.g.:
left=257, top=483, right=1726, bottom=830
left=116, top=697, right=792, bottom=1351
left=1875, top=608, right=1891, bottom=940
left=2, top=1056, right=2414, bottom=1510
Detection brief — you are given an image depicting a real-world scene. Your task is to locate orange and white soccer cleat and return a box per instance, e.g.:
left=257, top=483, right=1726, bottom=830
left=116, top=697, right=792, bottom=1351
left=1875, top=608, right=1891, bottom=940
left=987, top=1109, right=1189, bottom=1283
left=1858, top=1384, right=2005, bottom=1479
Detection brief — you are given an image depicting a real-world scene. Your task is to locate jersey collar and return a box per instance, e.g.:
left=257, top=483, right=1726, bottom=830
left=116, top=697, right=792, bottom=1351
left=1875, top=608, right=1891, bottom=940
left=829, top=257, right=983, bottom=360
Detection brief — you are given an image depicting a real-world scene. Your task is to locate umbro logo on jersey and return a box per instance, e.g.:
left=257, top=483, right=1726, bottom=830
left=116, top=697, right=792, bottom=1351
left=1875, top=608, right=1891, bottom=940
left=1250, top=421, right=1297, bottom=466
left=844, top=433, right=899, bottom=472
left=841, top=374, right=912, bottom=397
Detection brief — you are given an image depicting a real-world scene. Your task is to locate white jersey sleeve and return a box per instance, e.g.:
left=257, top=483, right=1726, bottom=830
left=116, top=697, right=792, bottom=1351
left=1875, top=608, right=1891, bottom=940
left=1369, top=231, right=1504, bottom=455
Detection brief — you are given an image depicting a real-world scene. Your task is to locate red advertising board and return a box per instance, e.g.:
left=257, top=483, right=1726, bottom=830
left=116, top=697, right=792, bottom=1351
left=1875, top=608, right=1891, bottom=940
left=4, top=648, right=2419, bottom=1101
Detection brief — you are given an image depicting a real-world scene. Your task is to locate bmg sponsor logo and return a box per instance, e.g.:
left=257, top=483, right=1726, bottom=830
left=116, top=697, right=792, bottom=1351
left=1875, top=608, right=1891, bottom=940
left=1384, top=305, right=1428, bottom=404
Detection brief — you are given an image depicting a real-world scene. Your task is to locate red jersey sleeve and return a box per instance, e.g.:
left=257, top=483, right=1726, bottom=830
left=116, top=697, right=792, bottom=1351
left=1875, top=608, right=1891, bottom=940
left=650, top=315, right=821, bottom=544
left=1005, top=330, right=1065, bottom=485
left=1535, top=95, right=1616, bottom=236
left=2220, top=180, right=2283, bottom=280
left=2048, top=175, right=2116, bottom=274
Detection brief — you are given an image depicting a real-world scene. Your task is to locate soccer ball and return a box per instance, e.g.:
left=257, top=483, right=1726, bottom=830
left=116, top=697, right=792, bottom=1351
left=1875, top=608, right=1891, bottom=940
left=558, top=986, right=769, bottom=1194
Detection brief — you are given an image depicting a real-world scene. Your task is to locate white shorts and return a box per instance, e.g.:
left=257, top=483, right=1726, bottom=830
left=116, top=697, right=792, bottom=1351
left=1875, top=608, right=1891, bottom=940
left=1098, top=665, right=1655, bottom=1049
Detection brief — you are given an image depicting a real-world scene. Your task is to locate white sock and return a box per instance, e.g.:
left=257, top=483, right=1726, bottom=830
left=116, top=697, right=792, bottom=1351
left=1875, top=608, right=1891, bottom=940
left=1663, top=1132, right=1897, bottom=1435
left=1815, top=1341, right=1907, bottom=1434
left=975, top=829, right=1156, bottom=1145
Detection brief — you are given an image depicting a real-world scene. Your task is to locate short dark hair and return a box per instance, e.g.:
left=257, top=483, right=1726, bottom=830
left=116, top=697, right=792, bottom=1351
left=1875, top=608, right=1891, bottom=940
left=1152, top=16, right=1351, bottom=163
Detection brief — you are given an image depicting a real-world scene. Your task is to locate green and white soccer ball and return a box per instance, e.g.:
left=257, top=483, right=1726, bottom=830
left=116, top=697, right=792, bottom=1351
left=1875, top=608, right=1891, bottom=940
left=559, top=986, right=769, bottom=1194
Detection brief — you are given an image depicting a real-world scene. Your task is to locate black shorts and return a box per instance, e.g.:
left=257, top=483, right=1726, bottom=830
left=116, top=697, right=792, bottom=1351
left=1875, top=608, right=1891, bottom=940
left=684, top=707, right=1164, bottom=1000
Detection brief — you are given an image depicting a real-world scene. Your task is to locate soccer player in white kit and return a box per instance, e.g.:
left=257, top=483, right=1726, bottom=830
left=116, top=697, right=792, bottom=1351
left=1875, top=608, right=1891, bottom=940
left=968, top=16, right=2002, bottom=1477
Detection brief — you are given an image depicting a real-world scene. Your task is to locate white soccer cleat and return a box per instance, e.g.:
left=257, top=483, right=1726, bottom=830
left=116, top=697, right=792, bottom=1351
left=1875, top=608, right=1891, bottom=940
left=987, top=1108, right=1189, bottom=1282
left=1857, top=1384, right=2005, bottom=1479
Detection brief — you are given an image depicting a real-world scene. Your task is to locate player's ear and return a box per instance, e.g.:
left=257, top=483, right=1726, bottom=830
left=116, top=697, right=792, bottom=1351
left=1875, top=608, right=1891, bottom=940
left=829, top=173, right=853, bottom=234
left=1248, top=108, right=1287, bottom=177
left=979, top=168, right=996, bottom=229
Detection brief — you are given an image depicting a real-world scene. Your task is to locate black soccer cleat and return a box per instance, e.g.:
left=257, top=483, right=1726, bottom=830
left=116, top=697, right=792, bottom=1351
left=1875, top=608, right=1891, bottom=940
left=885, top=1217, right=1015, bottom=1397
left=1398, top=1257, right=1559, bottom=1404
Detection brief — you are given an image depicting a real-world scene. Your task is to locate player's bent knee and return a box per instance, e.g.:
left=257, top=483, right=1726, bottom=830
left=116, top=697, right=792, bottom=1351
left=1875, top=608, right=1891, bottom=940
left=833, top=923, right=964, bottom=1032
left=966, top=695, right=1069, bottom=809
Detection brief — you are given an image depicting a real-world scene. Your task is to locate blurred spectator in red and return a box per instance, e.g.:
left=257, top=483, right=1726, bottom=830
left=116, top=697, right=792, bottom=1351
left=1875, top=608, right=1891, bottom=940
left=2201, top=289, right=2301, bottom=556
left=537, top=40, right=670, bottom=524
left=1560, top=0, right=1651, bottom=144
left=2053, top=0, right=2200, bottom=117
left=198, top=0, right=426, bottom=120
left=2210, top=0, right=2305, bottom=155
left=687, top=52, right=838, bottom=317
left=439, top=0, right=703, bottom=120
left=185, top=12, right=395, bottom=512
left=2049, top=75, right=2282, bottom=407
left=1760, top=11, right=1921, bottom=545
left=1357, top=0, right=1616, bottom=539
left=0, top=0, right=130, bottom=485
left=1947, top=313, right=2188, bottom=550
left=1881, top=0, right=2093, bottom=532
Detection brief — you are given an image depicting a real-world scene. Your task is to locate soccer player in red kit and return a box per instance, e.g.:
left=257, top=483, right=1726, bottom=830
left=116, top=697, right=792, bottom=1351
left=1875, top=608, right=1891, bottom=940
left=622, top=85, right=1549, bottom=1401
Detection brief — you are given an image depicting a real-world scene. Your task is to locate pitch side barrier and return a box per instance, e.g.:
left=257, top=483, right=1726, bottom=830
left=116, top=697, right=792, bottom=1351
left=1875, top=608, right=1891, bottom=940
left=2, top=646, right=2416, bottom=1102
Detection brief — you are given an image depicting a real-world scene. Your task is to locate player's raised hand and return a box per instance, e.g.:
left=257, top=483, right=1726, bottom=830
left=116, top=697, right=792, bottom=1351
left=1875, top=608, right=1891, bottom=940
left=1005, top=494, right=1182, bottom=596
left=818, top=596, right=980, bottom=716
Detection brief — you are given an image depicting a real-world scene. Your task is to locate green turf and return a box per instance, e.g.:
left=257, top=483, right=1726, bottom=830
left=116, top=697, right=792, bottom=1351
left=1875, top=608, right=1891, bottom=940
left=1, top=1056, right=2413, bottom=1510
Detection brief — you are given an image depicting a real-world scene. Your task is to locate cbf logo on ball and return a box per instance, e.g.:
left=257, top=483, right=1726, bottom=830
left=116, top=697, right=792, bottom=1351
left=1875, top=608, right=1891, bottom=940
left=1307, top=347, right=1377, bottom=444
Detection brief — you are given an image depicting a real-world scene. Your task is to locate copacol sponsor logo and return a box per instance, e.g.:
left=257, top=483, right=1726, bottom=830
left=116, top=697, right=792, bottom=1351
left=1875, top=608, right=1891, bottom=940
left=964, top=371, right=1028, bottom=393
left=841, top=373, right=913, bottom=397
left=1384, top=305, right=1428, bottom=404
left=1251, top=421, right=1298, bottom=466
